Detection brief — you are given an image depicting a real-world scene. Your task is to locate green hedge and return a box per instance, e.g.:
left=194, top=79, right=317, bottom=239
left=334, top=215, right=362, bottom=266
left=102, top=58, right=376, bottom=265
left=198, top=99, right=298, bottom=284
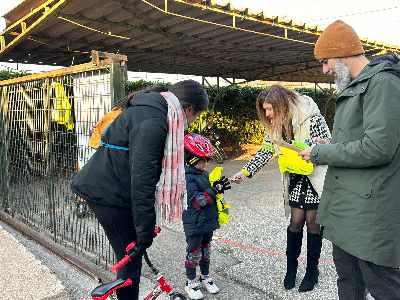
left=125, top=79, right=171, bottom=92
left=204, top=85, right=265, bottom=146
left=294, top=87, right=336, bottom=130
left=126, top=80, right=336, bottom=154
left=0, top=70, right=27, bottom=81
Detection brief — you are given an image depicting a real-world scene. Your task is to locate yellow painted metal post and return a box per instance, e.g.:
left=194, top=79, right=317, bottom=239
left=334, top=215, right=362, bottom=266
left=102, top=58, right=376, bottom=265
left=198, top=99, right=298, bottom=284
left=164, top=0, right=168, bottom=12
left=0, top=36, right=5, bottom=51
left=21, top=22, right=27, bottom=33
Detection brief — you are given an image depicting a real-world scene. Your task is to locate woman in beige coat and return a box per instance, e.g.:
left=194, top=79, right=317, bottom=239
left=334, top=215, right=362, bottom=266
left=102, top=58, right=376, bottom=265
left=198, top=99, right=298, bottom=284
left=231, top=84, right=331, bottom=292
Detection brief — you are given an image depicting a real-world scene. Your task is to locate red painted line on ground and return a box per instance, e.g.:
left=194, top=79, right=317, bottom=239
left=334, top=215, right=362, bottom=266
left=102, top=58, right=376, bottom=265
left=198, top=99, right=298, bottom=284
left=215, top=237, right=334, bottom=264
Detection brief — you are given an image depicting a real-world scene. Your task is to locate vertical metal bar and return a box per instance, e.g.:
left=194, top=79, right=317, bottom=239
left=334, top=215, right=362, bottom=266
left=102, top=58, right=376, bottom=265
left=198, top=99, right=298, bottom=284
left=43, top=78, right=56, bottom=240
left=110, top=60, right=127, bottom=105
left=8, top=84, right=19, bottom=217
left=0, top=86, right=10, bottom=211
left=164, top=0, right=168, bottom=12
left=0, top=36, right=5, bottom=51
left=314, top=83, right=317, bottom=99
left=21, top=22, right=27, bottom=34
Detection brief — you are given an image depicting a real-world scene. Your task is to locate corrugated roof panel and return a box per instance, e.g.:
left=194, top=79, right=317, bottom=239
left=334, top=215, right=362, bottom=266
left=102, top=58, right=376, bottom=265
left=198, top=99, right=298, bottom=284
left=1, top=0, right=398, bottom=83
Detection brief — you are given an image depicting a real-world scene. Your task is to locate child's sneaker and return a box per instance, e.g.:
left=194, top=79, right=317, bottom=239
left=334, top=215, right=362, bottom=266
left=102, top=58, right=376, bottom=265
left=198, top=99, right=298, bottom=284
left=185, top=279, right=204, bottom=300
left=199, top=275, right=220, bottom=294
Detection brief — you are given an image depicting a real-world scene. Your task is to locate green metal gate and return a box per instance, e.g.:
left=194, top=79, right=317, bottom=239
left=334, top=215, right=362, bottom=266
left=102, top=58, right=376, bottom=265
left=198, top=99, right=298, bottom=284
left=0, top=51, right=127, bottom=268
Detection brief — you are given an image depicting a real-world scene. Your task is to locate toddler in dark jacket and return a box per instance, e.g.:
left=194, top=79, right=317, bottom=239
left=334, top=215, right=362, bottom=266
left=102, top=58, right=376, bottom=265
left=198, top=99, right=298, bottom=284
left=183, top=133, right=231, bottom=300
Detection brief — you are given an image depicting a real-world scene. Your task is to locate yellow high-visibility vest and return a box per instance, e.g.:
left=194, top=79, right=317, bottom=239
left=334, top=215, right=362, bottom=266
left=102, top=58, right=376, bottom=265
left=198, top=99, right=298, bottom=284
left=209, top=166, right=230, bottom=226
left=51, top=82, right=74, bottom=130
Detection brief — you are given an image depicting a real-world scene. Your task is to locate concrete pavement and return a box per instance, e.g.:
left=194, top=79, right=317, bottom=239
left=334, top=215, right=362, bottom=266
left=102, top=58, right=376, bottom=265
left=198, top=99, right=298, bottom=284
left=154, top=159, right=340, bottom=300
left=0, top=222, right=66, bottom=299
left=0, top=158, right=367, bottom=299
left=0, top=220, right=167, bottom=300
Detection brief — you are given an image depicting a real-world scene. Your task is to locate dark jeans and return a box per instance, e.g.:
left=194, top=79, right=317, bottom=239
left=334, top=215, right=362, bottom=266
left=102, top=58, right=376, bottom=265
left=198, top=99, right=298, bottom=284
left=332, top=244, right=400, bottom=300
left=88, top=202, right=142, bottom=300
left=185, top=232, right=213, bottom=280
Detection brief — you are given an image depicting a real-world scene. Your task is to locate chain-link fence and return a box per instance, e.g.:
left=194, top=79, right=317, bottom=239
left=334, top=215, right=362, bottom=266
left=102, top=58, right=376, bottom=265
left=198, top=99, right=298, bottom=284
left=0, top=55, right=127, bottom=269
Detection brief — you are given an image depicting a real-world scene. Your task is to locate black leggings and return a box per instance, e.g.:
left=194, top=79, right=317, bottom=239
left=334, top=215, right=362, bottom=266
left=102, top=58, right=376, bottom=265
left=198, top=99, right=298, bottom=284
left=87, top=202, right=142, bottom=300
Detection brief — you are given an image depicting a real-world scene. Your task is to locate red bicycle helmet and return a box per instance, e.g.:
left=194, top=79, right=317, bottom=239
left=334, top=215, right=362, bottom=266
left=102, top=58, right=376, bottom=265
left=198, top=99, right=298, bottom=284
left=184, top=133, right=215, bottom=165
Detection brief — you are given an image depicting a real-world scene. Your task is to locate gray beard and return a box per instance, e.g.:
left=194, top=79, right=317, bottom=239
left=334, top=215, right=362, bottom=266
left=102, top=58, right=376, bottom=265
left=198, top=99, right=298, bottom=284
left=334, top=60, right=352, bottom=92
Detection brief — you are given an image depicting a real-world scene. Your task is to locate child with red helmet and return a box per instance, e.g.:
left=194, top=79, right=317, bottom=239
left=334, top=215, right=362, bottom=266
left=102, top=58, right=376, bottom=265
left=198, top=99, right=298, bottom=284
left=183, top=133, right=231, bottom=300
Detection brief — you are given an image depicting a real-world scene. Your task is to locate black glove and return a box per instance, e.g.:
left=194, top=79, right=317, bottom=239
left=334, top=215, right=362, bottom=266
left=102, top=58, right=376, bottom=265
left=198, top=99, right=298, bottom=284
left=137, top=240, right=152, bottom=255
left=212, top=176, right=231, bottom=194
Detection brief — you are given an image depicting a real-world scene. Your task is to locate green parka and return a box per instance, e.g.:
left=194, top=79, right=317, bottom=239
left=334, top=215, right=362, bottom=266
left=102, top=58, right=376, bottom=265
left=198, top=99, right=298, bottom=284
left=311, top=60, right=400, bottom=268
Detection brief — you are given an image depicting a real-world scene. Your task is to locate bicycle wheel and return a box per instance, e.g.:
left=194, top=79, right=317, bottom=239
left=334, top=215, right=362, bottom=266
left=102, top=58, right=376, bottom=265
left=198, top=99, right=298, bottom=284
left=212, top=146, right=224, bottom=164
left=109, top=294, right=118, bottom=300
left=170, top=292, right=187, bottom=300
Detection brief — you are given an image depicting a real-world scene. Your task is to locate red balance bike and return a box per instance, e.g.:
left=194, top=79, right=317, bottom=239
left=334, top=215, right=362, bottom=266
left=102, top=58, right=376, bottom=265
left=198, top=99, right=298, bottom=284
left=91, top=227, right=186, bottom=300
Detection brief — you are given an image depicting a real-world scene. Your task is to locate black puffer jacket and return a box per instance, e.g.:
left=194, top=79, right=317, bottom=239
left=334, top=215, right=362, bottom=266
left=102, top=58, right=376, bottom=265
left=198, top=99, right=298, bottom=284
left=71, top=91, right=168, bottom=246
left=183, top=166, right=219, bottom=236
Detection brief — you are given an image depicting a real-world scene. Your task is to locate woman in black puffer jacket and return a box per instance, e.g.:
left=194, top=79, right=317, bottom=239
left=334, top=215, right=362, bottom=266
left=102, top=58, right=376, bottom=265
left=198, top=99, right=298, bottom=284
left=71, top=80, right=209, bottom=300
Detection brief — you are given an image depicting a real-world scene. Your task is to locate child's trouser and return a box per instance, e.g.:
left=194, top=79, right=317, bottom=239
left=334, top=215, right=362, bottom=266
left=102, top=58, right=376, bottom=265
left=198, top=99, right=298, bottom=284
left=185, top=232, right=213, bottom=280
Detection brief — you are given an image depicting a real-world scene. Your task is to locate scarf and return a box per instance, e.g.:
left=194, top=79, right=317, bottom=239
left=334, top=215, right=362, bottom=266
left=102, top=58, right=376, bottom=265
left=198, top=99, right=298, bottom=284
left=155, top=91, right=187, bottom=225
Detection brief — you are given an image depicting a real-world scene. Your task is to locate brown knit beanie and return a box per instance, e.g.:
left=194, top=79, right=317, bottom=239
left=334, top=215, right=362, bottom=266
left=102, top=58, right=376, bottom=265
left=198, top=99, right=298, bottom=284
left=314, top=20, right=365, bottom=60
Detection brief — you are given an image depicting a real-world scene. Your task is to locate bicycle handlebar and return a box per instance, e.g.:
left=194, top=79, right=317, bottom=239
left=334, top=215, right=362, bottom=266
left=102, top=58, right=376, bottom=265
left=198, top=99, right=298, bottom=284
left=93, top=226, right=187, bottom=300
left=111, top=254, right=134, bottom=274
left=111, top=227, right=161, bottom=274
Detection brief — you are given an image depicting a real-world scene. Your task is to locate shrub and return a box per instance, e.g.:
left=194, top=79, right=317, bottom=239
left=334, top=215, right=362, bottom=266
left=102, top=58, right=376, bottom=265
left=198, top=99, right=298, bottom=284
left=0, top=69, right=27, bottom=81
left=126, top=80, right=336, bottom=157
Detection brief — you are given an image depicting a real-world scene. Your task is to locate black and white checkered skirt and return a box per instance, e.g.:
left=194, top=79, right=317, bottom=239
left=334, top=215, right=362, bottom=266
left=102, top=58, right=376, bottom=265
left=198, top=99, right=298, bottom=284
left=288, top=174, right=319, bottom=210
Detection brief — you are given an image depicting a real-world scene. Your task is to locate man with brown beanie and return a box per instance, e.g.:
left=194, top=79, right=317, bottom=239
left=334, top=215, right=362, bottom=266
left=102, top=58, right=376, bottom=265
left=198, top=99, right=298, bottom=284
left=299, top=20, right=400, bottom=299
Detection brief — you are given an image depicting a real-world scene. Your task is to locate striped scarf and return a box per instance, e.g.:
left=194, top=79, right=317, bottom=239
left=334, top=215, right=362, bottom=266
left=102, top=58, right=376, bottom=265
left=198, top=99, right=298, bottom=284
left=155, top=91, right=187, bottom=225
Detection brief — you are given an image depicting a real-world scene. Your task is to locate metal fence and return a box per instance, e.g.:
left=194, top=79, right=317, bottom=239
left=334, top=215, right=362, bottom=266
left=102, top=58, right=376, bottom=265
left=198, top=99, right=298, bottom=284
left=0, top=52, right=127, bottom=269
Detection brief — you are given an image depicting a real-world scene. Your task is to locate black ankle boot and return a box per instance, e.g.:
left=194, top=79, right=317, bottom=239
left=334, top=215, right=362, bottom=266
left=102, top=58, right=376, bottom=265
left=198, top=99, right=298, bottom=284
left=298, top=267, right=319, bottom=292
left=284, top=228, right=303, bottom=290
left=298, top=232, right=322, bottom=292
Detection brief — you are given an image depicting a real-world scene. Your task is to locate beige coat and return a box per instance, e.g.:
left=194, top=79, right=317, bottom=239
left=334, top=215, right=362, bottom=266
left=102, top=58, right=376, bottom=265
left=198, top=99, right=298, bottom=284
left=282, top=95, right=328, bottom=217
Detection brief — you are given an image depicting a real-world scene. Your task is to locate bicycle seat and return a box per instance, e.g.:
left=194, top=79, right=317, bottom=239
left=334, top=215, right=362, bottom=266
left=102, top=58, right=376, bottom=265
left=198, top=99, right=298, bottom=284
left=91, top=278, right=132, bottom=300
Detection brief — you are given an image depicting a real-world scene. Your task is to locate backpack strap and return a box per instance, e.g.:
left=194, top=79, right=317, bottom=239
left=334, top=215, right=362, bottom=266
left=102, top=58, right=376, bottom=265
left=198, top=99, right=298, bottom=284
left=99, top=125, right=129, bottom=151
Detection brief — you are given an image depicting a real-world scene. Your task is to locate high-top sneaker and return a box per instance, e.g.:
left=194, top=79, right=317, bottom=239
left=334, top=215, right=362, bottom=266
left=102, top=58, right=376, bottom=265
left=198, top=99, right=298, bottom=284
left=184, top=279, right=204, bottom=300
left=199, top=275, right=220, bottom=294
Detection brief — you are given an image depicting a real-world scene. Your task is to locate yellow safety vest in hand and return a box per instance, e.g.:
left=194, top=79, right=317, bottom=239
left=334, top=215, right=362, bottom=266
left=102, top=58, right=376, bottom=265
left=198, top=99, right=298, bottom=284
left=209, top=166, right=231, bottom=226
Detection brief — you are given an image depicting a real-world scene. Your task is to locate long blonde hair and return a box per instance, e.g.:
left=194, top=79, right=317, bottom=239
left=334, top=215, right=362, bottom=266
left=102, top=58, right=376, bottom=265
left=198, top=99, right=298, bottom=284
left=256, top=85, right=299, bottom=142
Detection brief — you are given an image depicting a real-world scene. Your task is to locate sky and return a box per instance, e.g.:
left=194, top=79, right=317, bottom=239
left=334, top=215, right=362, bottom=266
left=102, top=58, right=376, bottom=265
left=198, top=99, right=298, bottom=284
left=1, top=0, right=399, bottom=77
left=219, top=0, right=400, bottom=45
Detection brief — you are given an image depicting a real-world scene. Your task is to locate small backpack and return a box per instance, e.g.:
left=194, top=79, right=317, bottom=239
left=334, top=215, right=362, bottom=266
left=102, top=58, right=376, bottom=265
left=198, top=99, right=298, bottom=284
left=89, top=107, right=124, bottom=149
